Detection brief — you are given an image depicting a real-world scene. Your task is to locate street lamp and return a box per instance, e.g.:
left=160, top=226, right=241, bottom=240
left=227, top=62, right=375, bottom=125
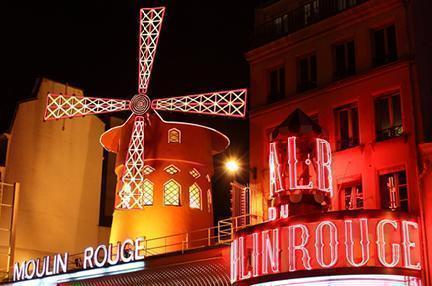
left=224, top=157, right=257, bottom=180
left=225, top=158, right=240, bottom=174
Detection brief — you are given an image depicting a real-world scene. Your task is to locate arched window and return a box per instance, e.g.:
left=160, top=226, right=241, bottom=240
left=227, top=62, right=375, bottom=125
left=142, top=179, right=154, bottom=205
left=164, top=179, right=181, bottom=206
left=168, top=128, right=181, bottom=143
left=189, top=183, right=202, bottom=209
left=207, top=189, right=212, bottom=212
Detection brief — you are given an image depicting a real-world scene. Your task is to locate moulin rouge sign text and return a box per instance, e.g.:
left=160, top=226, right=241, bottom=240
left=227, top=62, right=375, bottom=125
left=13, top=237, right=145, bottom=281
left=230, top=214, right=421, bottom=283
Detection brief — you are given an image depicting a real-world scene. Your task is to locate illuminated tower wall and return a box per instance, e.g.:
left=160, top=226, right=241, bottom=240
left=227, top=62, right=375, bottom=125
left=101, top=113, right=229, bottom=248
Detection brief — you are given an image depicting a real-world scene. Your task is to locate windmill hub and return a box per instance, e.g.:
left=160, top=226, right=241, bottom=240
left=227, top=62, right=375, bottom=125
left=130, top=94, right=151, bottom=115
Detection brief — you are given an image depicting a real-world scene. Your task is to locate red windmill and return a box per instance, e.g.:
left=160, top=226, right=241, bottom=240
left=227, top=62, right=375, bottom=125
left=43, top=7, right=247, bottom=210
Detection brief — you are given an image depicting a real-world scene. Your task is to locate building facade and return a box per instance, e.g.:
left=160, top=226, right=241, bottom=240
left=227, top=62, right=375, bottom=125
left=0, top=78, right=110, bottom=264
left=246, top=0, right=432, bottom=284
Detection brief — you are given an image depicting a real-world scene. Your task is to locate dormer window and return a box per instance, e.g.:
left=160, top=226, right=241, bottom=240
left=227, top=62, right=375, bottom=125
left=168, top=128, right=181, bottom=143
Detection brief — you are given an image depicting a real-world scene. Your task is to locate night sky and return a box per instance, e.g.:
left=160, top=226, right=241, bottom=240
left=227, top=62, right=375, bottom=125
left=4, top=0, right=257, bottom=220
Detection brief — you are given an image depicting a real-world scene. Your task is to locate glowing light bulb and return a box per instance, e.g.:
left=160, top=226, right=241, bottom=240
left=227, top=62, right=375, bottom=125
left=225, top=159, right=240, bottom=173
left=123, top=183, right=131, bottom=192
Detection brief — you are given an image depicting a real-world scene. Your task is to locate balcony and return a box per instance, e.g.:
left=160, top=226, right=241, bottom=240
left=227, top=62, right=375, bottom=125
left=253, top=0, right=368, bottom=48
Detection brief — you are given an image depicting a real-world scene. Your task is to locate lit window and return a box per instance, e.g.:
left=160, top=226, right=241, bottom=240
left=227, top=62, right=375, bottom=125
left=341, top=182, right=363, bottom=210
left=168, top=128, right=181, bottom=143
left=143, top=165, right=155, bottom=175
left=189, top=168, right=201, bottom=179
left=207, top=189, right=212, bottom=212
left=142, top=179, right=154, bottom=205
left=164, top=164, right=180, bottom=175
left=189, top=183, right=201, bottom=209
left=164, top=179, right=181, bottom=206
left=379, top=170, right=408, bottom=212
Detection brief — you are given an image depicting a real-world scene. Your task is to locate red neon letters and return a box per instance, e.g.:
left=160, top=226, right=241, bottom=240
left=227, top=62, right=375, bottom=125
left=269, top=137, right=333, bottom=197
left=230, top=216, right=421, bottom=283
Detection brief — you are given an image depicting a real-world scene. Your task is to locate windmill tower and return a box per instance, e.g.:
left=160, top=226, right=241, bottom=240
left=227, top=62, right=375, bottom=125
left=43, top=7, right=247, bottom=245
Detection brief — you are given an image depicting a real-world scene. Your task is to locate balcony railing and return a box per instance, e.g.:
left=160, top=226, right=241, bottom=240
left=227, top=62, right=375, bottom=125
left=65, top=213, right=263, bottom=274
left=376, top=125, right=403, bottom=141
left=253, top=0, right=368, bottom=47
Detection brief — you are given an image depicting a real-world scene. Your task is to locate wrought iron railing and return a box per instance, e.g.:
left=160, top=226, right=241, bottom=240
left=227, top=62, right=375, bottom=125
left=253, top=0, right=368, bottom=47
left=66, top=213, right=262, bottom=273
left=376, top=125, right=403, bottom=141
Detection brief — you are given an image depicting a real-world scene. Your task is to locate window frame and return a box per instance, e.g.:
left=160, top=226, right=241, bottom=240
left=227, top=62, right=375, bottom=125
left=163, top=179, right=181, bottom=206
left=189, top=183, right=202, bottom=210
left=297, top=52, right=317, bottom=93
left=374, top=91, right=403, bottom=141
left=168, top=128, right=181, bottom=144
left=268, top=65, right=286, bottom=103
left=372, top=24, right=398, bottom=66
left=339, top=180, right=363, bottom=210
left=142, top=179, right=154, bottom=206
left=378, top=169, right=408, bottom=212
left=332, top=39, right=356, bottom=80
left=334, top=102, right=360, bottom=150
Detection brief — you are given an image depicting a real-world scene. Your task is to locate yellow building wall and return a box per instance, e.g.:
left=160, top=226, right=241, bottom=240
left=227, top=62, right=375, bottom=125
left=4, top=78, right=107, bottom=263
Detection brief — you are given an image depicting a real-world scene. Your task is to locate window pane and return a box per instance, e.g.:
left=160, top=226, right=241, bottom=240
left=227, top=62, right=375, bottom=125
left=338, top=0, right=347, bottom=11
left=379, top=171, right=408, bottom=211
left=189, top=184, right=201, bottom=209
left=335, top=44, right=346, bottom=77
left=339, top=110, right=349, bottom=143
left=373, top=29, right=386, bottom=65
left=270, top=69, right=278, bottom=97
left=379, top=174, right=391, bottom=209
left=269, top=68, right=285, bottom=102
left=351, top=107, right=359, bottom=144
left=392, top=94, right=402, bottom=127
left=142, top=180, right=154, bottom=205
left=344, top=187, right=352, bottom=210
left=347, top=41, right=356, bottom=74
left=279, top=67, right=285, bottom=98
left=386, top=25, right=397, bottom=60
left=164, top=180, right=180, bottom=206
left=300, top=58, right=309, bottom=84
left=375, top=97, right=390, bottom=137
left=310, top=54, right=317, bottom=83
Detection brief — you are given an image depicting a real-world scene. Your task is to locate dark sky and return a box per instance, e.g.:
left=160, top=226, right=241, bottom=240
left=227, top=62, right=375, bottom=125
left=4, top=0, right=257, bottom=220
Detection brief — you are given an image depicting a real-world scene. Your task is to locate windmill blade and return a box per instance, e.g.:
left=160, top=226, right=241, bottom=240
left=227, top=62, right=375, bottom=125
left=151, top=89, right=247, bottom=118
left=44, top=94, right=130, bottom=120
left=138, top=7, right=165, bottom=95
left=116, top=116, right=146, bottom=209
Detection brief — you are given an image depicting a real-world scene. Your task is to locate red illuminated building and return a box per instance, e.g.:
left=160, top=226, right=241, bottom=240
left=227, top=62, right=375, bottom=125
left=2, top=0, right=432, bottom=285
left=245, top=0, right=432, bottom=284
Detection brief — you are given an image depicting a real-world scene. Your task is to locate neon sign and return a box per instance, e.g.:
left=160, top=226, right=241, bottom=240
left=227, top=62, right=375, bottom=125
left=13, top=237, right=145, bottom=282
left=230, top=211, right=421, bottom=283
left=269, top=136, right=332, bottom=197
